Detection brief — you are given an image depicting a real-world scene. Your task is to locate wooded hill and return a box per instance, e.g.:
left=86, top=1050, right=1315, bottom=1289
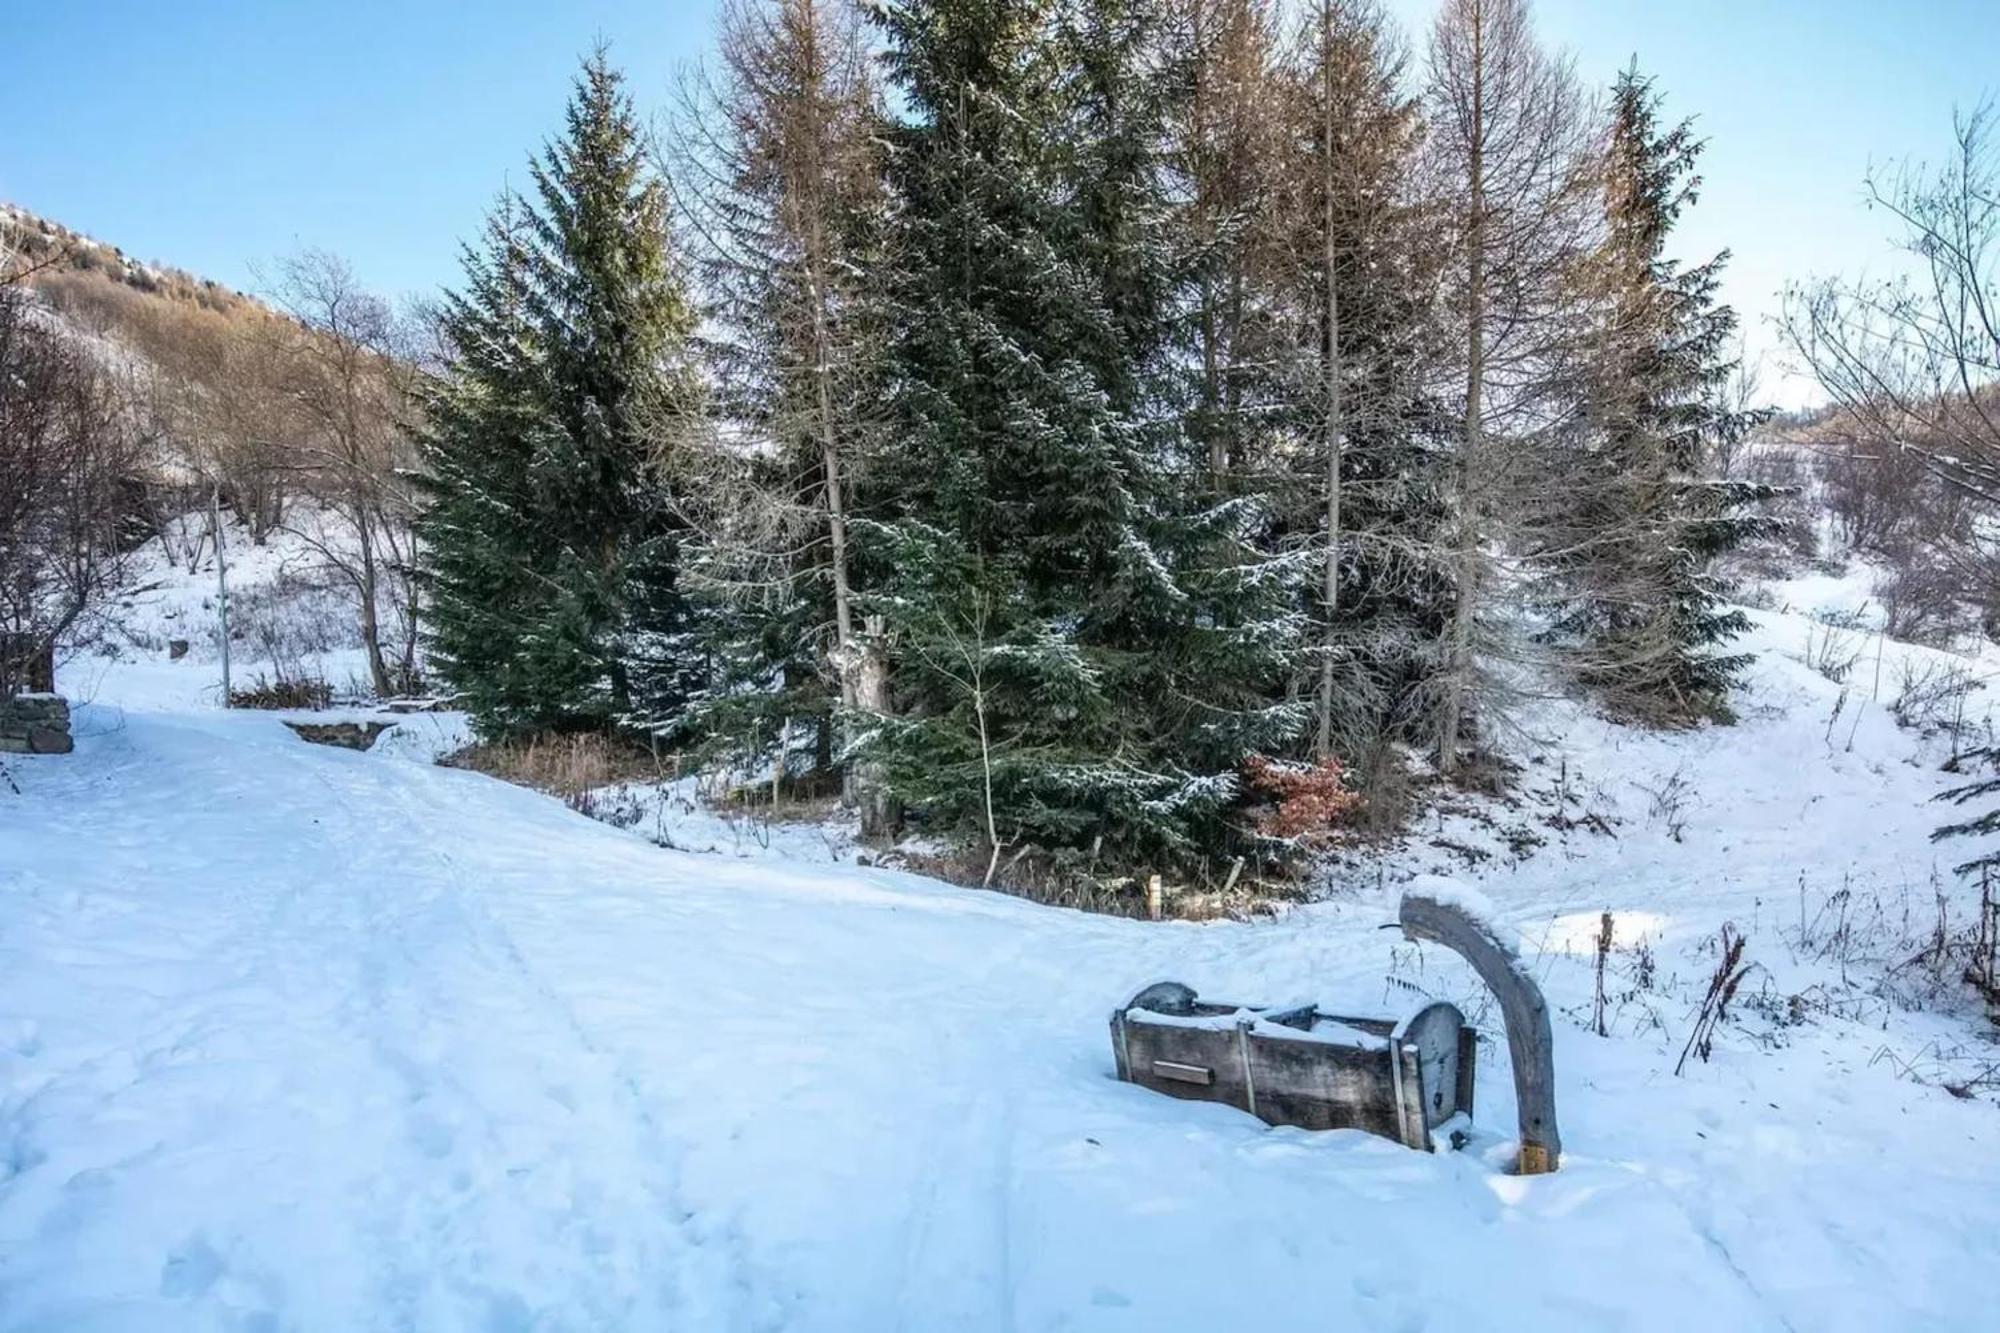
left=2, top=202, right=426, bottom=700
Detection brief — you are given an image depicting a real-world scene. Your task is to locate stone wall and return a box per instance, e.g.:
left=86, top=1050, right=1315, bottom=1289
left=0, top=694, right=73, bottom=755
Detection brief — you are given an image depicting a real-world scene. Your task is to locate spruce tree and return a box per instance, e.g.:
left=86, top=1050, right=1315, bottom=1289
left=419, top=50, right=700, bottom=737
left=1543, top=67, right=1769, bottom=724
left=863, top=0, right=1302, bottom=876
left=415, top=199, right=560, bottom=730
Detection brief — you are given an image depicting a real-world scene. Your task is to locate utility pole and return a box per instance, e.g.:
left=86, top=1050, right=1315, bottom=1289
left=212, top=485, right=231, bottom=706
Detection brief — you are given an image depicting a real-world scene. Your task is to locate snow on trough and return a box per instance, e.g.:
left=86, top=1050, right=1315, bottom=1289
left=2, top=558, right=1999, bottom=1329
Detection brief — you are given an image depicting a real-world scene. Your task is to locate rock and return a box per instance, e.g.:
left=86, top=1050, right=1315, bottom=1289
left=381, top=697, right=452, bottom=714
left=27, top=726, right=73, bottom=754
left=169, top=639, right=190, bottom=660
left=284, top=720, right=395, bottom=751
left=0, top=693, right=72, bottom=757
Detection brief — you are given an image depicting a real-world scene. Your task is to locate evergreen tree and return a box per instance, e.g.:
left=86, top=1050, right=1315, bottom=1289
left=1542, top=67, right=1769, bottom=724
left=415, top=199, right=562, bottom=730
left=419, top=50, right=700, bottom=737
left=863, top=0, right=1302, bottom=877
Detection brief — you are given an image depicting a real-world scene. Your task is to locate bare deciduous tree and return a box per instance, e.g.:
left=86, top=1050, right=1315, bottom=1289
left=673, top=0, right=893, bottom=827
left=1784, top=103, right=2000, bottom=634
left=267, top=250, right=424, bottom=697
left=1785, top=103, right=2000, bottom=510
left=1172, top=0, right=1289, bottom=481
left=1424, top=0, right=1589, bottom=776
left=0, top=287, right=142, bottom=688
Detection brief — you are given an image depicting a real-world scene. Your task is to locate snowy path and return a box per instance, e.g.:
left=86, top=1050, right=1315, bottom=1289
left=3, top=701, right=1998, bottom=1331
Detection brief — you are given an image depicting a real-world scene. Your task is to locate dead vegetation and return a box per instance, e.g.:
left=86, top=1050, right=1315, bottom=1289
left=442, top=731, right=673, bottom=814
left=3, top=204, right=261, bottom=318
left=228, top=674, right=334, bottom=711
left=1676, top=925, right=1753, bottom=1074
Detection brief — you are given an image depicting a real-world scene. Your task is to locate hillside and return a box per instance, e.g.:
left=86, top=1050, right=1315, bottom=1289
left=2, top=202, right=262, bottom=320
left=3, top=506, right=1997, bottom=1331
left=4, top=200, right=424, bottom=706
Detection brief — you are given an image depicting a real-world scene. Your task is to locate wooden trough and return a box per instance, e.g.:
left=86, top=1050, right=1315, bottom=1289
left=1109, top=887, right=1563, bottom=1171
left=1110, top=982, right=1476, bottom=1151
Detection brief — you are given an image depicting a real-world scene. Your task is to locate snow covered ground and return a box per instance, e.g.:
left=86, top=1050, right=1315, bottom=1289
left=3, top=536, right=1999, bottom=1329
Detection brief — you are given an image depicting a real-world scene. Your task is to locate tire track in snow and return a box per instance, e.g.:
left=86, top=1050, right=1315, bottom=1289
left=246, top=734, right=767, bottom=1329
left=0, top=713, right=757, bottom=1329
left=884, top=936, right=1041, bottom=1333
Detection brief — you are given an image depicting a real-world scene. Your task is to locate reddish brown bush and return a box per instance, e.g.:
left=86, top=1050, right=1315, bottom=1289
left=1243, top=755, right=1363, bottom=843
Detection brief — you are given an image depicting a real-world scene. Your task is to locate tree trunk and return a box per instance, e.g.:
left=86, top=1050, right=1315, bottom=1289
left=1315, top=0, right=1345, bottom=763
left=1200, top=275, right=1223, bottom=475
left=356, top=511, right=393, bottom=699
left=1439, top=12, right=1485, bottom=781
left=798, top=36, right=877, bottom=824
left=853, top=614, right=898, bottom=839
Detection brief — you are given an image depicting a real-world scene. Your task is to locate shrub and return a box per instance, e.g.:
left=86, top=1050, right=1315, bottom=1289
left=229, top=673, right=333, bottom=710
left=1243, top=755, right=1363, bottom=845
left=442, top=731, right=667, bottom=811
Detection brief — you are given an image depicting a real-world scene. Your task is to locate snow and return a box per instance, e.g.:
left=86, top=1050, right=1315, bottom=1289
left=61, top=503, right=394, bottom=717
left=2, top=545, right=1998, bottom=1328
left=1400, top=873, right=1501, bottom=931
left=1541, top=908, right=1670, bottom=955
left=574, top=774, right=862, bottom=865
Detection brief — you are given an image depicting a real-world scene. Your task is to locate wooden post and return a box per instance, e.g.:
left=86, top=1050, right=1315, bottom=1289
left=213, top=485, right=232, bottom=706
left=1146, top=874, right=1163, bottom=922
left=1399, top=889, right=1562, bottom=1173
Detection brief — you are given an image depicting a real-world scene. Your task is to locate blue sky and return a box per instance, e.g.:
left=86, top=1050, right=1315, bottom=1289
left=3, top=0, right=1995, bottom=405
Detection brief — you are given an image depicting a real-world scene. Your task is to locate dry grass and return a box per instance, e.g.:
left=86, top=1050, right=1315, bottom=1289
left=8, top=207, right=260, bottom=319
left=229, top=673, right=333, bottom=711
left=442, top=731, right=672, bottom=811
left=448, top=733, right=1305, bottom=921
left=886, top=844, right=1300, bottom=921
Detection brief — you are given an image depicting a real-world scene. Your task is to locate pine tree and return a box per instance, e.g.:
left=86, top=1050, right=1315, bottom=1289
left=863, top=0, right=1303, bottom=877
left=419, top=50, right=700, bottom=738
left=1542, top=66, right=1769, bottom=724
left=415, top=198, right=562, bottom=730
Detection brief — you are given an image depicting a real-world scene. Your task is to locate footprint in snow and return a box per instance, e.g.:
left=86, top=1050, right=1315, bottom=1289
left=159, top=1235, right=224, bottom=1299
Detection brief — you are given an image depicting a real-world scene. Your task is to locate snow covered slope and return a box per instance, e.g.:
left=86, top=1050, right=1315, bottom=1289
left=61, top=504, right=393, bottom=716
left=4, top=570, right=2000, bottom=1330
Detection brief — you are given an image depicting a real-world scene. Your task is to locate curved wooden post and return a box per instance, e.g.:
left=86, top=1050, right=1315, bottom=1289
left=1400, top=890, right=1561, bottom=1173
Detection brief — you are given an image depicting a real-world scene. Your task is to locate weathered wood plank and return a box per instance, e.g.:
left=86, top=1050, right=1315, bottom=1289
left=1109, top=984, right=1475, bottom=1151
left=1399, top=891, right=1561, bottom=1173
